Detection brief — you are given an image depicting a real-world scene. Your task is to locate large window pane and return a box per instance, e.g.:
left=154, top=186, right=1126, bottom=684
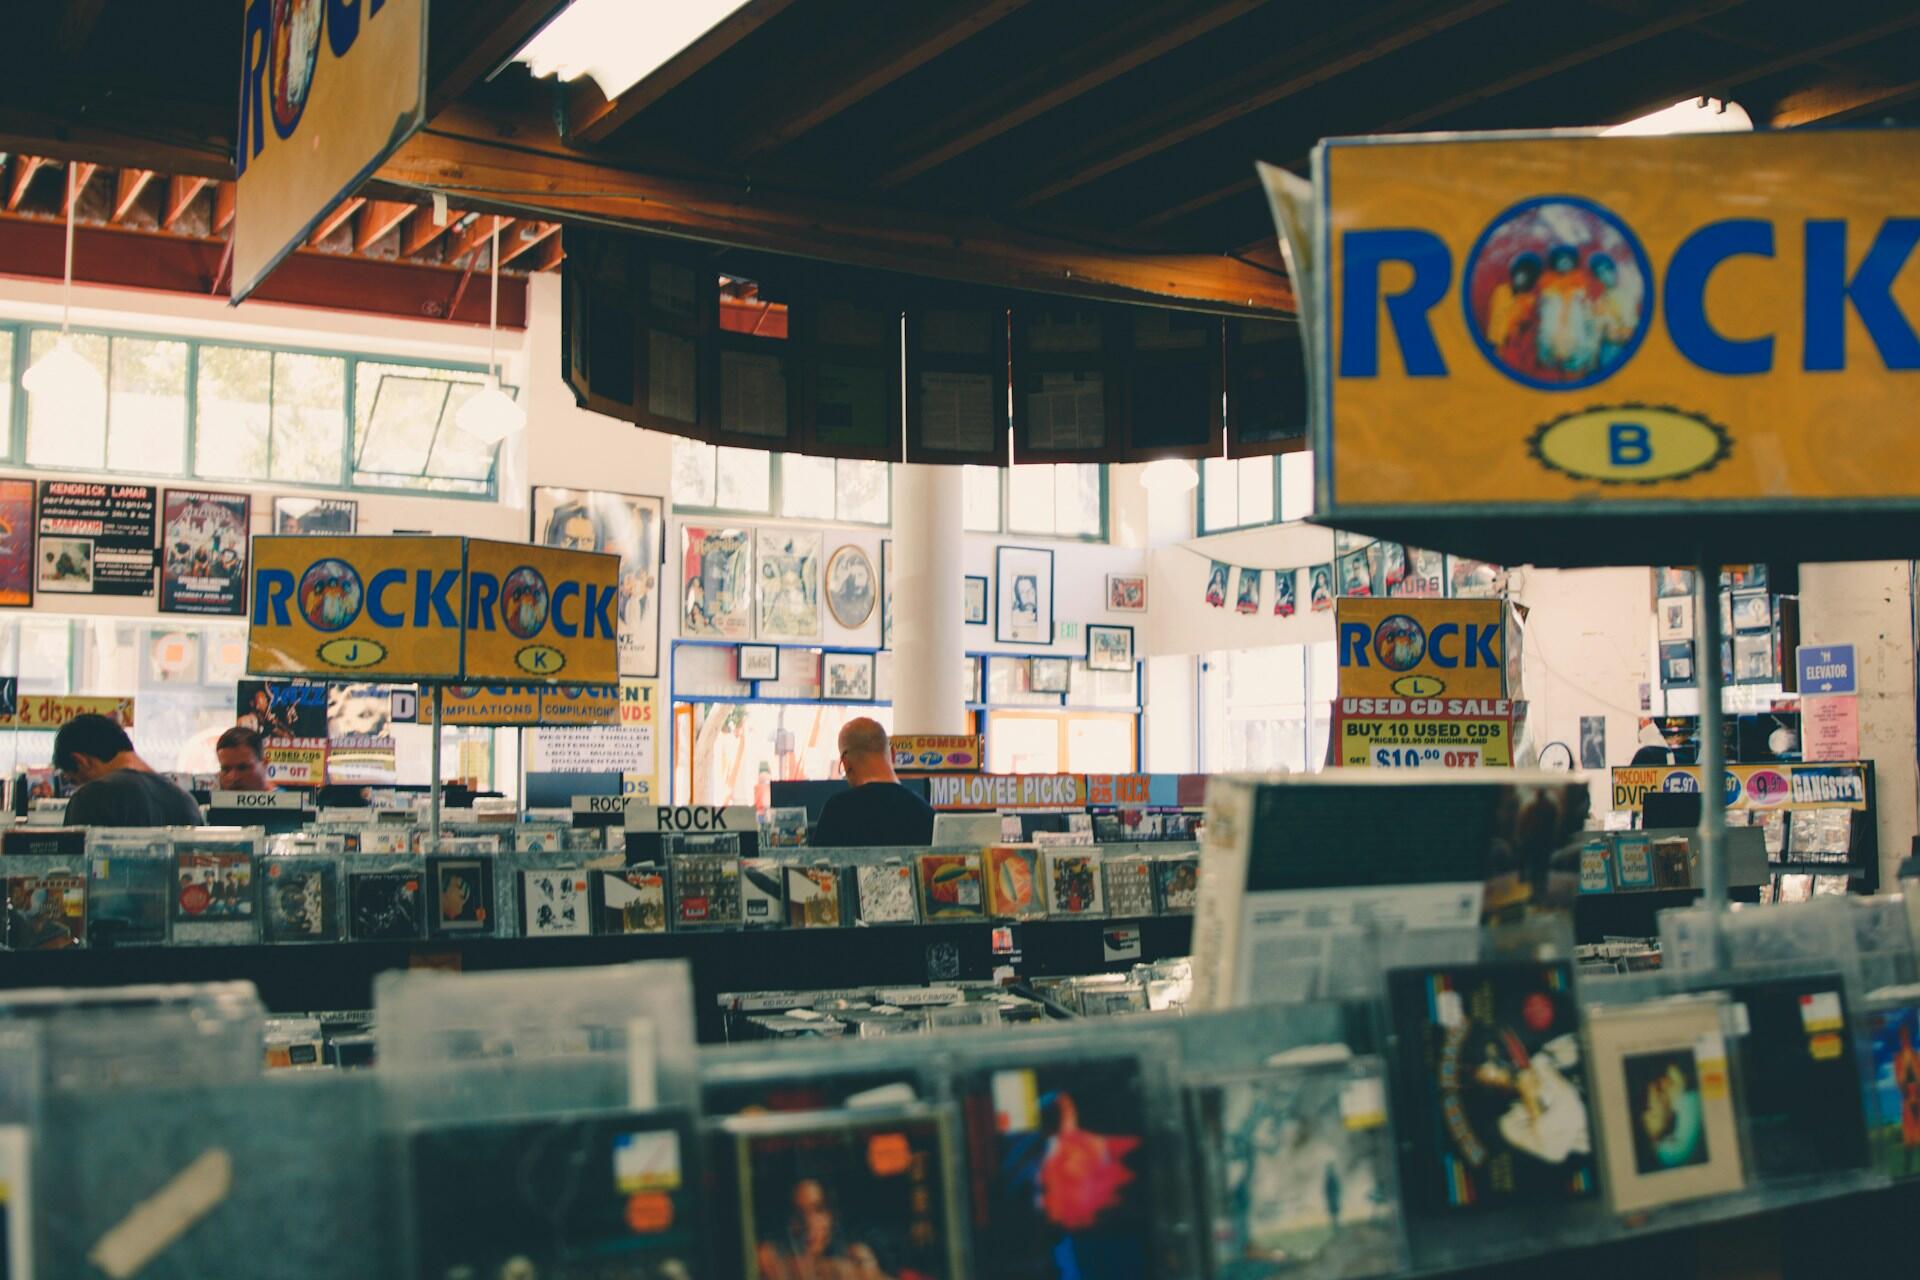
left=1237, top=459, right=1274, bottom=527
left=1006, top=465, right=1055, bottom=533
left=1054, top=464, right=1103, bottom=536
left=25, top=330, right=108, bottom=468
left=106, top=337, right=187, bottom=474
left=269, top=352, right=346, bottom=483
left=0, top=333, right=12, bottom=449
left=1281, top=450, right=1314, bottom=521
left=1201, top=457, right=1237, bottom=531
left=780, top=454, right=835, bottom=519
left=714, top=446, right=770, bottom=511
left=352, top=360, right=492, bottom=492
left=836, top=459, right=888, bottom=524
left=193, top=345, right=271, bottom=479
left=423, top=383, right=503, bottom=482
left=1064, top=712, right=1134, bottom=772
left=963, top=465, right=1000, bottom=532
left=672, top=439, right=717, bottom=507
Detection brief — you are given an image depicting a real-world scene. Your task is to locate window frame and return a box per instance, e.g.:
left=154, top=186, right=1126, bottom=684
left=670, top=442, right=894, bottom=527
left=7, top=321, right=498, bottom=499
left=1197, top=455, right=1279, bottom=536
left=963, top=463, right=1109, bottom=543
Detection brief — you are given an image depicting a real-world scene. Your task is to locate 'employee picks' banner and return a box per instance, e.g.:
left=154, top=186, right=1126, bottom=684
left=1272, top=132, right=1920, bottom=532
left=247, top=536, right=620, bottom=684
left=1335, top=598, right=1505, bottom=700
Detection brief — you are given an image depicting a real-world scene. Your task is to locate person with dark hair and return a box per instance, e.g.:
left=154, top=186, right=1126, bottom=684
left=52, top=713, right=204, bottom=828
left=215, top=725, right=273, bottom=793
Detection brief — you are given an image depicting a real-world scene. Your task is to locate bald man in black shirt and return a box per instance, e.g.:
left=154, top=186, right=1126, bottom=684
left=812, top=718, right=936, bottom=848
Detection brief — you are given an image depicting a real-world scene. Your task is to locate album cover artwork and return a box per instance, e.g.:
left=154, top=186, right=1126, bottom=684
left=984, top=846, right=1045, bottom=921
left=410, top=1109, right=700, bottom=1279
left=670, top=853, right=742, bottom=928
left=916, top=853, right=985, bottom=922
left=732, top=1106, right=962, bottom=1280
left=5, top=873, right=85, bottom=949
left=1044, top=851, right=1106, bottom=917
left=521, top=869, right=591, bottom=937
left=172, top=847, right=255, bottom=922
left=740, top=857, right=785, bottom=928
left=349, top=871, right=422, bottom=941
left=1103, top=857, right=1158, bottom=919
left=1726, top=975, right=1869, bottom=1177
left=596, top=868, right=668, bottom=935
left=784, top=864, right=843, bottom=928
left=1387, top=962, right=1595, bottom=1209
left=958, top=1056, right=1157, bottom=1280
left=854, top=863, right=918, bottom=925
left=1156, top=854, right=1199, bottom=914
left=261, top=859, right=339, bottom=943
left=87, top=854, right=169, bottom=945
left=1865, top=1003, right=1920, bottom=1180
left=1190, top=1061, right=1403, bottom=1278
left=1587, top=998, right=1744, bottom=1214
left=426, top=856, right=494, bottom=937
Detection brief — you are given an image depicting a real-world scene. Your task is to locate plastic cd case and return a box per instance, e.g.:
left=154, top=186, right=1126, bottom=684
left=1586, top=996, right=1744, bottom=1214
left=1044, top=850, right=1106, bottom=918
left=1863, top=999, right=1920, bottom=1180
left=87, top=850, right=170, bottom=945
left=669, top=853, right=743, bottom=929
left=984, top=846, right=1046, bottom=921
left=854, top=862, right=919, bottom=925
left=1189, top=1057, right=1406, bottom=1279
left=1724, top=973, right=1869, bottom=1178
left=261, top=857, right=340, bottom=943
left=784, top=863, right=843, bottom=928
left=348, top=869, right=423, bottom=941
left=409, top=1108, right=701, bottom=1279
left=955, top=1051, right=1166, bottom=1279
left=5, top=872, right=86, bottom=949
left=597, top=868, right=668, bottom=934
left=740, top=857, right=785, bottom=929
left=1613, top=833, right=1654, bottom=889
left=916, top=852, right=985, bottom=922
left=1156, top=853, right=1199, bottom=914
left=727, top=1104, right=963, bottom=1280
left=1103, top=855, right=1158, bottom=918
left=521, top=868, right=591, bottom=937
left=1387, top=961, right=1596, bottom=1209
left=171, top=839, right=259, bottom=942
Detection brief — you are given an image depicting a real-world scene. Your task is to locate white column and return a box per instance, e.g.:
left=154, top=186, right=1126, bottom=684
left=1799, top=561, right=1917, bottom=890
left=892, top=463, right=968, bottom=734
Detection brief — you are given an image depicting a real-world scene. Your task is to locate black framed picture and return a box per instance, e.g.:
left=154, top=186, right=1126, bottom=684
left=737, top=644, right=780, bottom=681
left=964, top=574, right=988, bottom=625
left=994, top=546, right=1054, bottom=646
left=1086, top=623, right=1135, bottom=672
left=822, top=650, right=876, bottom=701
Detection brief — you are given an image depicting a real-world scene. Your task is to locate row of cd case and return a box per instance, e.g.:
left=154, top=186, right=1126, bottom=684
left=4, top=843, right=1203, bottom=948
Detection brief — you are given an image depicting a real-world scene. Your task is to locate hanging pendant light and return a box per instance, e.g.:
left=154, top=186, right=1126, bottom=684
left=456, top=217, right=526, bottom=443
left=21, top=162, right=105, bottom=408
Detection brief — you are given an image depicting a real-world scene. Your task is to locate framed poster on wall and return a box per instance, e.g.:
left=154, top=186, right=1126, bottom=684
left=273, top=497, right=358, bottom=535
left=37, top=480, right=156, bottom=597
left=756, top=529, right=822, bottom=641
left=160, top=489, right=251, bottom=616
left=994, top=546, right=1054, bottom=646
left=0, top=479, right=33, bottom=607
left=825, top=544, right=877, bottom=629
left=681, top=526, right=753, bottom=640
left=534, top=487, right=665, bottom=677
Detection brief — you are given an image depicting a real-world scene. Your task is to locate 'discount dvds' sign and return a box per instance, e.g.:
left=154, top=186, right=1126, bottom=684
left=1303, top=131, right=1920, bottom=515
left=248, top=536, right=618, bottom=684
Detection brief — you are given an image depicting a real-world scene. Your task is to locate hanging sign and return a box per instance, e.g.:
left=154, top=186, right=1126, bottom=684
left=1332, top=697, right=1513, bottom=768
left=891, top=735, right=983, bottom=772
left=1610, top=761, right=1868, bottom=812
left=1796, top=644, right=1857, bottom=695
left=1270, top=131, right=1920, bottom=562
left=434, top=683, right=621, bottom=727
left=461, top=539, right=621, bottom=685
left=233, top=0, right=428, bottom=300
left=249, top=535, right=465, bottom=680
left=925, top=774, right=1088, bottom=811
left=1, top=695, right=134, bottom=730
left=1335, top=598, right=1505, bottom=699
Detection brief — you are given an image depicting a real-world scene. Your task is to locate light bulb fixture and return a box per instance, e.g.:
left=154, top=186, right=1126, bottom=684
left=1601, top=97, right=1752, bottom=137
left=457, top=217, right=526, bottom=444
left=1140, top=458, right=1199, bottom=494
left=515, top=0, right=752, bottom=102
left=22, top=162, right=104, bottom=408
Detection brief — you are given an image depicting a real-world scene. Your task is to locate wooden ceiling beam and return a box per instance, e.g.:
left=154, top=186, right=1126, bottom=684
left=498, top=220, right=560, bottom=266
left=535, top=234, right=566, bottom=272
left=425, top=0, right=574, bottom=117
left=446, top=213, right=513, bottom=266
left=112, top=168, right=156, bottom=223
left=564, top=0, right=797, bottom=146
left=0, top=107, right=232, bottom=180
left=7, top=155, right=47, bottom=211
left=1012, top=0, right=1507, bottom=210
left=376, top=117, right=1293, bottom=315
left=1770, top=75, right=1920, bottom=126
left=733, top=0, right=1031, bottom=160
left=164, top=175, right=212, bottom=229
left=212, top=182, right=236, bottom=234
left=875, top=0, right=1269, bottom=189
left=355, top=199, right=417, bottom=251
left=64, top=163, right=97, bottom=212
left=309, top=196, right=366, bottom=246
left=403, top=204, right=458, bottom=256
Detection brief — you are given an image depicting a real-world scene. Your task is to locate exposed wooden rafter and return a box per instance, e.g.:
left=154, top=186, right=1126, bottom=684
left=164, top=174, right=211, bottom=229
left=403, top=204, right=456, bottom=257
left=565, top=0, right=796, bottom=146
left=64, top=162, right=97, bottom=212
left=732, top=0, right=1031, bottom=160
left=498, top=220, right=560, bottom=266
left=111, top=168, right=155, bottom=223
left=212, top=181, right=235, bottom=234
left=445, top=213, right=513, bottom=267
left=1770, top=76, right=1920, bottom=126
left=7, top=155, right=48, bottom=211
left=355, top=199, right=417, bottom=251
left=309, top=196, right=366, bottom=246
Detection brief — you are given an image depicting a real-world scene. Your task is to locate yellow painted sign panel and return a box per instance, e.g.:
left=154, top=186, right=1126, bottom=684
left=1333, top=698, right=1512, bottom=768
left=234, top=0, right=427, bottom=299
left=462, top=539, right=620, bottom=685
left=1335, top=598, right=1505, bottom=699
left=1304, top=131, right=1920, bottom=511
left=248, top=536, right=465, bottom=680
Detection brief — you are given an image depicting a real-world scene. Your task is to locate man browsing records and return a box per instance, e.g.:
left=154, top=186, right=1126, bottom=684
left=53, top=713, right=204, bottom=828
left=812, top=718, right=935, bottom=848
left=215, top=724, right=275, bottom=793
